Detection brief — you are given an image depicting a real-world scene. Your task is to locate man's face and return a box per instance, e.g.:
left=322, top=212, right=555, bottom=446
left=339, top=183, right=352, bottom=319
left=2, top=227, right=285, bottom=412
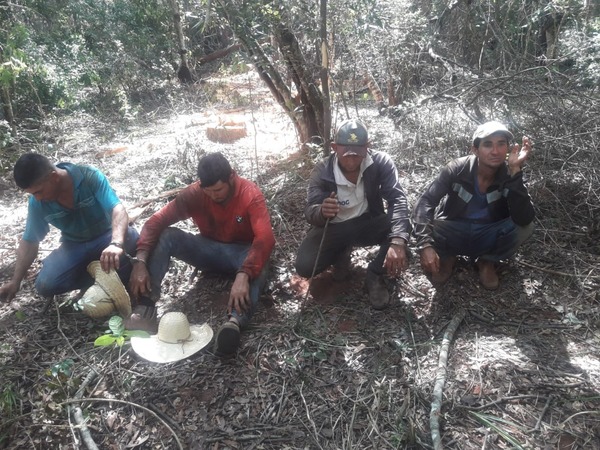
left=473, top=133, right=510, bottom=169
left=202, top=178, right=234, bottom=204
left=25, top=171, right=59, bottom=202
left=333, top=144, right=366, bottom=173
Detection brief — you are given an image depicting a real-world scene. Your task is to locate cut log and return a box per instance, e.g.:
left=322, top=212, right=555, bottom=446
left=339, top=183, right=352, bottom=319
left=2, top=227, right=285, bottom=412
left=206, top=122, right=247, bottom=143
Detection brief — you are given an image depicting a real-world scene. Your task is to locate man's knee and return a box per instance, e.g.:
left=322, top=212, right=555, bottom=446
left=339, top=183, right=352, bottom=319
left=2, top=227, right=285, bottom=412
left=35, top=271, right=59, bottom=297
left=294, top=252, right=314, bottom=278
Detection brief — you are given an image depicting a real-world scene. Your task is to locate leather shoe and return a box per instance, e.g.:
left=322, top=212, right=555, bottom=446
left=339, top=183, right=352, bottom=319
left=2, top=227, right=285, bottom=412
left=214, top=321, right=241, bottom=355
left=477, top=260, right=499, bottom=290
left=431, top=256, right=456, bottom=284
left=125, top=305, right=158, bottom=334
left=366, top=270, right=389, bottom=310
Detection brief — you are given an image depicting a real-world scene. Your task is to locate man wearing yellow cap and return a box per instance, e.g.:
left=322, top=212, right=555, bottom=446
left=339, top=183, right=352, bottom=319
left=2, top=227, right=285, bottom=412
left=295, top=119, right=411, bottom=309
left=413, top=121, right=534, bottom=289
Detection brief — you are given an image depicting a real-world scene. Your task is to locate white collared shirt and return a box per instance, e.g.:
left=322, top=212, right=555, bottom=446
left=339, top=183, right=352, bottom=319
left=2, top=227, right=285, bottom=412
left=331, top=154, right=374, bottom=223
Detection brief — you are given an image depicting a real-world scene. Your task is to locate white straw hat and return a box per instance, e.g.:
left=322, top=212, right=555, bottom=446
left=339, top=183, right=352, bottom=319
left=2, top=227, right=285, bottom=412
left=130, top=312, right=214, bottom=363
left=78, top=261, right=132, bottom=318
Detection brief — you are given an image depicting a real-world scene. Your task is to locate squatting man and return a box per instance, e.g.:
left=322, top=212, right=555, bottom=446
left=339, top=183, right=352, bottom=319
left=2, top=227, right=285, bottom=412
left=295, top=119, right=411, bottom=309
left=412, top=121, right=534, bottom=289
left=0, top=153, right=138, bottom=304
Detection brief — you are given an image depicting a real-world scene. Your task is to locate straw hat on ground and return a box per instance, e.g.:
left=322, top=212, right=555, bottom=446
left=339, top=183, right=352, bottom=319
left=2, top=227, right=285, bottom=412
left=131, top=312, right=214, bottom=363
left=77, top=261, right=132, bottom=318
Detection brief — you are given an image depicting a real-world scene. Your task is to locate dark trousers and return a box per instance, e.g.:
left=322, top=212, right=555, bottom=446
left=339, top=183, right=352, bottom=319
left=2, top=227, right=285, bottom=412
left=295, top=213, right=391, bottom=277
left=433, top=218, right=533, bottom=262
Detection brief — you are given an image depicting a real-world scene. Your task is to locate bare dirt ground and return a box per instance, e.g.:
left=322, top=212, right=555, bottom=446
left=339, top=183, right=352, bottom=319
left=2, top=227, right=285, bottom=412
left=1, top=72, right=600, bottom=449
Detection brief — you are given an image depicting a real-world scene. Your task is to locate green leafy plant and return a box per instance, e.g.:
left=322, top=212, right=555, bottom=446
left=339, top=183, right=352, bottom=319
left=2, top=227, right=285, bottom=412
left=94, top=316, right=149, bottom=347
left=49, top=358, right=74, bottom=378
left=0, top=383, right=18, bottom=417
left=469, top=411, right=527, bottom=449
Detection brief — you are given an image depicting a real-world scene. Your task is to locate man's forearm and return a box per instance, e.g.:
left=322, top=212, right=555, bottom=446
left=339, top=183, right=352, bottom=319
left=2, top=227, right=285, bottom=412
left=11, top=240, right=39, bottom=285
left=110, top=204, right=129, bottom=244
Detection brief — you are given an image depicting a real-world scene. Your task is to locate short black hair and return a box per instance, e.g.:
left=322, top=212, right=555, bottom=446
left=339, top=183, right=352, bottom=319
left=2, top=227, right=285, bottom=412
left=14, top=153, right=56, bottom=189
left=197, top=152, right=233, bottom=187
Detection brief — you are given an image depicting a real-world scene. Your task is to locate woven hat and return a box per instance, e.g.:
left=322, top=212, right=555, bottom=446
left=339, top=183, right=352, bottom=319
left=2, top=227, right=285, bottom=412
left=77, top=261, right=132, bottom=319
left=472, top=121, right=514, bottom=147
left=130, top=312, right=214, bottom=363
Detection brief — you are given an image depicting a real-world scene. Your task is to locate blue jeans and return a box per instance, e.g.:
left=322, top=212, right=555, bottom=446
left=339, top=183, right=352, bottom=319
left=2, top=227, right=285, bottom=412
left=35, top=226, right=139, bottom=297
left=295, top=213, right=391, bottom=277
left=432, top=218, right=533, bottom=262
left=147, top=227, right=269, bottom=328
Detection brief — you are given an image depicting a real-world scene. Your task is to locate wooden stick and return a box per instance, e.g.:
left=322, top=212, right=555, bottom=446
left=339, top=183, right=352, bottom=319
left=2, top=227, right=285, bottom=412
left=60, top=398, right=184, bottom=450
left=430, top=309, right=466, bottom=450
left=69, top=369, right=100, bottom=450
left=517, top=259, right=600, bottom=279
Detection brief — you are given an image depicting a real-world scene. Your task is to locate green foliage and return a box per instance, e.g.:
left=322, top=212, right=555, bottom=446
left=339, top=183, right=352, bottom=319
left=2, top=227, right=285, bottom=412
left=94, top=316, right=149, bottom=348
left=560, top=24, right=600, bottom=86
left=48, top=358, right=75, bottom=379
left=0, top=383, right=18, bottom=417
left=469, top=411, right=527, bottom=449
left=2, top=0, right=174, bottom=123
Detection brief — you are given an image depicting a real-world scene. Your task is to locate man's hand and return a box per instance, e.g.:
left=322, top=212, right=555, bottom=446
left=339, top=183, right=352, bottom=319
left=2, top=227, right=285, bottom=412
left=320, top=192, right=339, bottom=219
left=508, top=136, right=532, bottom=176
left=100, top=243, right=123, bottom=272
left=0, top=281, right=20, bottom=302
left=384, top=243, right=408, bottom=277
left=420, top=246, right=440, bottom=274
left=228, top=272, right=251, bottom=315
left=129, top=262, right=152, bottom=300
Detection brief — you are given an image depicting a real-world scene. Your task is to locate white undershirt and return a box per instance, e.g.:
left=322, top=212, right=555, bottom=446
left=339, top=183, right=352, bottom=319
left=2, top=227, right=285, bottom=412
left=331, top=154, right=373, bottom=223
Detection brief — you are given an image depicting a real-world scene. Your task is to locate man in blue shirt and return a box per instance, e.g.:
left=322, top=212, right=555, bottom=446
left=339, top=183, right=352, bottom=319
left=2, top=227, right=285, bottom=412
left=413, top=121, right=534, bottom=289
left=0, top=153, right=138, bottom=303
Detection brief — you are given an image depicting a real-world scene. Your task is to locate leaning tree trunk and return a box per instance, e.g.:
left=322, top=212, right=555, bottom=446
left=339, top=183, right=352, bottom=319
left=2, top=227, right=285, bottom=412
left=319, top=0, right=331, bottom=154
left=214, top=0, right=328, bottom=149
left=167, top=0, right=193, bottom=83
left=0, top=46, right=18, bottom=141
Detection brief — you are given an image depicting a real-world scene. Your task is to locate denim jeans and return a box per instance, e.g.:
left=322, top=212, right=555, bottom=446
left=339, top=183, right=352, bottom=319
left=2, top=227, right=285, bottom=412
left=432, top=218, right=533, bottom=262
left=147, top=227, right=269, bottom=328
left=35, top=226, right=139, bottom=297
left=295, top=212, right=391, bottom=277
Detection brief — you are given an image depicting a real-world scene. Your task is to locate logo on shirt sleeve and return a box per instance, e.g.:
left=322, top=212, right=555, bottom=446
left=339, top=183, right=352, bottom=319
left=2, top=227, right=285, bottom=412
left=235, top=216, right=243, bottom=223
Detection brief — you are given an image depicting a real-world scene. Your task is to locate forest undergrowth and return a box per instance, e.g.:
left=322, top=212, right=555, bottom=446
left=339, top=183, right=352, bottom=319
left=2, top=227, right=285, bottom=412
left=1, top=73, right=600, bottom=449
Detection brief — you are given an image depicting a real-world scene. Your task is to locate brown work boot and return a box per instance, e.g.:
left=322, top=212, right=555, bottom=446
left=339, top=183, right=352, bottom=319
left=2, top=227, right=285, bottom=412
left=477, top=259, right=499, bottom=290
left=214, top=320, right=241, bottom=355
left=125, top=304, right=158, bottom=333
left=431, top=256, right=456, bottom=284
left=366, top=270, right=389, bottom=310
left=332, top=247, right=353, bottom=281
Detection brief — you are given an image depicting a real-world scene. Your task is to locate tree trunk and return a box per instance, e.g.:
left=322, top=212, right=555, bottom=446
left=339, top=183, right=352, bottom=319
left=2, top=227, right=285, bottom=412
left=0, top=45, right=18, bottom=141
left=214, top=0, right=327, bottom=148
left=167, top=0, right=193, bottom=83
left=198, top=43, right=241, bottom=64
left=1, top=85, right=18, bottom=140
left=319, top=0, right=331, bottom=154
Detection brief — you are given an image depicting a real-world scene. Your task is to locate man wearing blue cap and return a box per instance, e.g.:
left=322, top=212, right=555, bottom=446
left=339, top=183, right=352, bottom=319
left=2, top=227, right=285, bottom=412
left=413, top=121, right=534, bottom=289
left=295, top=119, right=411, bottom=309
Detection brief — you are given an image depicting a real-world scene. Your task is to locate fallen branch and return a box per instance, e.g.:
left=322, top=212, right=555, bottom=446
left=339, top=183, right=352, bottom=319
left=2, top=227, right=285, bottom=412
left=468, top=309, right=569, bottom=329
left=60, top=398, right=184, bottom=450
left=130, top=187, right=185, bottom=209
left=517, top=259, right=600, bottom=279
left=69, top=369, right=100, bottom=450
left=528, top=394, right=553, bottom=433
left=127, top=187, right=185, bottom=223
left=430, top=309, right=466, bottom=450
left=456, top=394, right=549, bottom=411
